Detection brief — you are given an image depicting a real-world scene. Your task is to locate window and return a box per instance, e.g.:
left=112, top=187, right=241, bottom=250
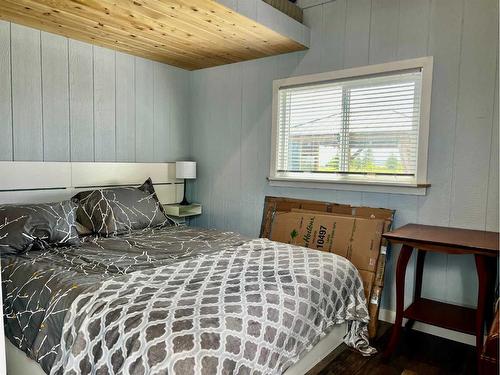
left=270, top=57, right=433, bottom=194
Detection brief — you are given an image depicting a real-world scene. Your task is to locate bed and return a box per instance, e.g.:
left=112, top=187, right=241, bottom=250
left=0, top=162, right=374, bottom=375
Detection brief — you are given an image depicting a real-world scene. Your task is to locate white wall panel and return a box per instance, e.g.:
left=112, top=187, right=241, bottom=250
left=154, top=63, right=171, bottom=162
left=368, top=0, right=399, bottom=64
left=486, top=69, right=499, bottom=232
left=169, top=68, right=190, bottom=160
left=93, top=46, right=116, bottom=162
left=343, top=0, right=371, bottom=68
left=449, top=0, right=498, bottom=230
left=69, top=40, right=94, bottom=162
left=0, top=21, right=12, bottom=161
left=11, top=24, right=43, bottom=161
left=321, top=0, right=346, bottom=71
left=397, top=0, right=431, bottom=59
left=135, top=58, right=155, bottom=162
left=417, top=0, right=465, bottom=303
left=294, top=5, right=322, bottom=75
left=41, top=32, right=70, bottom=162
left=115, top=52, right=136, bottom=162
left=445, top=0, right=498, bottom=307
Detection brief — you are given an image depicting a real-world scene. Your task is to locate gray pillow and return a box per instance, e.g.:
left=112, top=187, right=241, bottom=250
left=0, top=200, right=81, bottom=255
left=72, top=178, right=171, bottom=236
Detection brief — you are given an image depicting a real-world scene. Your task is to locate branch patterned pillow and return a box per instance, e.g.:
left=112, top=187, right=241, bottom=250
left=0, top=201, right=80, bottom=255
left=72, top=178, right=171, bottom=236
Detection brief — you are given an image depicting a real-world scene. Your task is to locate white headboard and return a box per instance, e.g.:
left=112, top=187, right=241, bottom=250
left=0, top=162, right=184, bottom=205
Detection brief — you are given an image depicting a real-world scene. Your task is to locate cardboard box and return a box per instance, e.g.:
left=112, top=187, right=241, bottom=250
left=368, top=285, right=383, bottom=338
left=354, top=206, right=394, bottom=220
left=261, top=196, right=395, bottom=339
left=358, top=270, right=375, bottom=300
left=270, top=211, right=353, bottom=258
left=270, top=211, right=384, bottom=272
left=349, top=218, right=384, bottom=272
left=374, top=252, right=386, bottom=286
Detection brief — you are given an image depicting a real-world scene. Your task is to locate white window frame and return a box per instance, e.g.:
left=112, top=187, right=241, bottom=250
left=269, top=56, right=433, bottom=196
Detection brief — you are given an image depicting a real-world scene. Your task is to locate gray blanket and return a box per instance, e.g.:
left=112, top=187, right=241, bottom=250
left=2, top=226, right=373, bottom=374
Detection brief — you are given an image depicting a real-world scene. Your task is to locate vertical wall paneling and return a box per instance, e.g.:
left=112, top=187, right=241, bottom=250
left=206, top=65, right=244, bottom=232
left=11, top=24, right=43, bottom=161
left=41, top=32, right=70, bottom=161
left=0, top=21, right=12, bottom=160
left=485, top=66, right=499, bottom=232
left=189, top=0, right=499, bottom=313
left=115, top=52, right=136, bottom=162
left=417, top=0, right=463, bottom=226
left=135, top=58, right=155, bottom=162
left=170, top=69, right=190, bottom=161
left=93, top=46, right=116, bottom=162
left=241, top=59, right=273, bottom=210
left=343, top=0, right=371, bottom=68
left=446, top=0, right=497, bottom=306
left=294, top=5, right=322, bottom=75
left=368, top=0, right=399, bottom=64
left=154, top=63, right=171, bottom=162
left=417, top=0, right=465, bottom=303
left=69, top=40, right=94, bottom=162
left=381, top=0, right=430, bottom=308
left=449, top=0, right=498, bottom=230
left=321, top=0, right=346, bottom=71
left=0, top=22, right=190, bottom=164
left=397, top=0, right=431, bottom=59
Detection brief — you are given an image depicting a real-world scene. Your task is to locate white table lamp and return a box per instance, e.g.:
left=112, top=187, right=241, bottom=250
left=176, top=161, right=196, bottom=205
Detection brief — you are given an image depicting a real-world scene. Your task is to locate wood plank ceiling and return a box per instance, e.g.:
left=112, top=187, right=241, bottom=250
left=0, top=0, right=308, bottom=70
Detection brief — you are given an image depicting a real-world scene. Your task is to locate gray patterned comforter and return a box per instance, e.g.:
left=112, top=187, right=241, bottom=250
left=2, top=226, right=373, bottom=374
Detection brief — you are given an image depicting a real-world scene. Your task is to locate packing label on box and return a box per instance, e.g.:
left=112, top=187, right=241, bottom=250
left=270, top=211, right=385, bottom=272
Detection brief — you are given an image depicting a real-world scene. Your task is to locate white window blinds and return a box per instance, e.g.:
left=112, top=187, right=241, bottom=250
left=276, top=69, right=423, bottom=181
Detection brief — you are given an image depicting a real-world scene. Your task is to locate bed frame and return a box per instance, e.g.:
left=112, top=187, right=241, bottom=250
left=0, top=161, right=346, bottom=375
left=0, top=161, right=184, bottom=205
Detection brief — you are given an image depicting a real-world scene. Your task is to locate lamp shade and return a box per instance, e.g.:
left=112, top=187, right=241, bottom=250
left=176, top=161, right=196, bottom=179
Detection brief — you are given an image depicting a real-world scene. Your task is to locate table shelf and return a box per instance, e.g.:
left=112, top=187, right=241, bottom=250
left=404, top=298, right=476, bottom=335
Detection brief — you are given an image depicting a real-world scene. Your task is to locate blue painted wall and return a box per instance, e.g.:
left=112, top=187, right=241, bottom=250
left=189, top=0, right=499, bottom=314
left=0, top=22, right=191, bottom=163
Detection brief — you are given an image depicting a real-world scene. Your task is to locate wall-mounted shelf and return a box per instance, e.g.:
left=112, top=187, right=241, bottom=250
left=163, top=203, right=202, bottom=218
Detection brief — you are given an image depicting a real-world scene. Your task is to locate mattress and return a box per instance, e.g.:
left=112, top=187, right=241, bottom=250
left=2, top=225, right=372, bottom=374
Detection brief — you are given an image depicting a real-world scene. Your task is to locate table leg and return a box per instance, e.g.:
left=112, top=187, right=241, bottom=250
left=406, top=250, right=427, bottom=330
left=383, top=244, right=414, bottom=359
left=475, top=254, right=493, bottom=364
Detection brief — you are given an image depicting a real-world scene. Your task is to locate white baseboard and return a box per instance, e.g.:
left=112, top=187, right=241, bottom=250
left=378, top=308, right=476, bottom=346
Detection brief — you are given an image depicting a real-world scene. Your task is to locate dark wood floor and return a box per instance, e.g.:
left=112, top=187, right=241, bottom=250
left=312, top=322, right=477, bottom=375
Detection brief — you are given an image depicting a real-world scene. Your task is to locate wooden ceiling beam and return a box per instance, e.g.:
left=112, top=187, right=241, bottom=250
left=33, top=0, right=251, bottom=62
left=2, top=0, right=232, bottom=67
left=0, top=0, right=307, bottom=70
left=133, top=0, right=286, bottom=54
left=101, top=0, right=283, bottom=58
left=0, top=7, right=202, bottom=69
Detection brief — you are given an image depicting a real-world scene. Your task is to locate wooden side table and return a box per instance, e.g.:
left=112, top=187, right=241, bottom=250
left=382, top=224, right=499, bottom=365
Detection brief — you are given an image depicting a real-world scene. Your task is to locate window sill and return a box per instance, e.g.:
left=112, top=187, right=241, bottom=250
left=267, top=176, right=429, bottom=195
